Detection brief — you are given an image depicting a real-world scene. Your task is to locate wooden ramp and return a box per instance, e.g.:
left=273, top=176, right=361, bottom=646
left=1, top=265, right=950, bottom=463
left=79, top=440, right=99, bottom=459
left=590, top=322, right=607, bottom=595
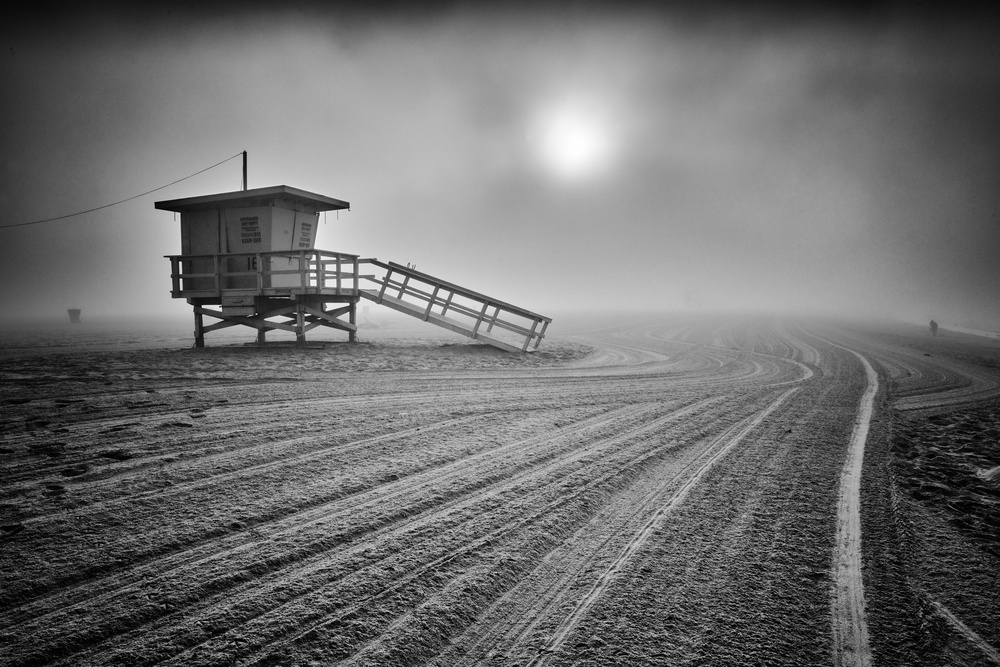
left=359, top=259, right=551, bottom=353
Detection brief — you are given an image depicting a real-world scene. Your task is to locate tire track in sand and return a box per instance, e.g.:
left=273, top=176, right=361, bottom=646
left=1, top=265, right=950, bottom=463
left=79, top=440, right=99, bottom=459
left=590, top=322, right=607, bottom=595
left=435, top=387, right=799, bottom=667
left=924, top=595, right=1000, bottom=665
left=6, top=404, right=639, bottom=640
left=22, top=400, right=717, bottom=667
left=812, top=333, right=878, bottom=667
left=0, top=412, right=490, bottom=623
left=524, top=387, right=800, bottom=667
left=220, top=399, right=726, bottom=667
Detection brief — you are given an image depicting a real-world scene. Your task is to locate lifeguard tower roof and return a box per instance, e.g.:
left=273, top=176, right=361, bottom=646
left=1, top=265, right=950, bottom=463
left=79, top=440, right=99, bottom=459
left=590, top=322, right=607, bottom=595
left=155, top=185, right=349, bottom=213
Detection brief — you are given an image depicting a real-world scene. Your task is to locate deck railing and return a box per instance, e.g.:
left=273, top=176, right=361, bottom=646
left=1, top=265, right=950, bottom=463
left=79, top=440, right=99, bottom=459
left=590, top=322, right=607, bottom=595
left=165, top=250, right=360, bottom=298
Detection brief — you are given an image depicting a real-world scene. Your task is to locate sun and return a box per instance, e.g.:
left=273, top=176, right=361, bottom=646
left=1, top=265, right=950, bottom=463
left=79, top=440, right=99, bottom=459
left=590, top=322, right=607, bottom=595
left=532, top=99, right=616, bottom=181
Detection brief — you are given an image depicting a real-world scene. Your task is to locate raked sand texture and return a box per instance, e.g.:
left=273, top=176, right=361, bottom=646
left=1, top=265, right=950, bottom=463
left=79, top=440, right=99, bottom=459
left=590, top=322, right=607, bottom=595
left=1, top=316, right=998, bottom=666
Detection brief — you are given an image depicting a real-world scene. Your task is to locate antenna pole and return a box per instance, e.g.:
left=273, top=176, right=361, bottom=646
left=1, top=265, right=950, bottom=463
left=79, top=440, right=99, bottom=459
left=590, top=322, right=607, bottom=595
left=242, top=151, right=248, bottom=191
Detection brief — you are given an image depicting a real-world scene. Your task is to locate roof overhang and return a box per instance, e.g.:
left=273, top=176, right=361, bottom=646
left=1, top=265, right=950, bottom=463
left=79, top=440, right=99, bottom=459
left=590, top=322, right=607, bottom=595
left=155, top=185, right=350, bottom=214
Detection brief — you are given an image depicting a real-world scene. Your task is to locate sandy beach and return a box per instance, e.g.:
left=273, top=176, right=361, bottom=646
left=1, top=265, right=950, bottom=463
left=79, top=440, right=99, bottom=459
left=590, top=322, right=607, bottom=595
left=1, top=313, right=998, bottom=666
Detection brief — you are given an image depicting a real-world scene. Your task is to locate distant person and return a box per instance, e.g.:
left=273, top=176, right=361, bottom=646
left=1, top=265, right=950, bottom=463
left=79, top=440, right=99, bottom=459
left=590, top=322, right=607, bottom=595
left=930, top=320, right=938, bottom=336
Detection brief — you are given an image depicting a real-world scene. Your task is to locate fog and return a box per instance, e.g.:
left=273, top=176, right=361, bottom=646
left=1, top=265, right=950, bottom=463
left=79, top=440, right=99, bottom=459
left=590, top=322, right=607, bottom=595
left=2, top=4, right=998, bottom=330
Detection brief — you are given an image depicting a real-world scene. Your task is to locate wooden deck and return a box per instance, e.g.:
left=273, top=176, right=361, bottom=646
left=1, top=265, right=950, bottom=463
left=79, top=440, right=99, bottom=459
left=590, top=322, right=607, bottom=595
left=165, top=250, right=361, bottom=347
left=165, top=252, right=551, bottom=352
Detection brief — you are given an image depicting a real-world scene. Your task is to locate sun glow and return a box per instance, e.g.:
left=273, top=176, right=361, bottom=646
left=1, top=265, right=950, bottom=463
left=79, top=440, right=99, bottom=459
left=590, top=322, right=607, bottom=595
left=532, top=98, right=616, bottom=181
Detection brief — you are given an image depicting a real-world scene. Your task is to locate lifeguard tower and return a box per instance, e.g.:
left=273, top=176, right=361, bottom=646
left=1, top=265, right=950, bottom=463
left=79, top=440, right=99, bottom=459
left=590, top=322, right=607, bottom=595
left=160, top=184, right=551, bottom=352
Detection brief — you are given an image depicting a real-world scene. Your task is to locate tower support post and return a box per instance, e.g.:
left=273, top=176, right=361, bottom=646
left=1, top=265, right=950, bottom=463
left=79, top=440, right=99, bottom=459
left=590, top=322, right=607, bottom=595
left=295, top=302, right=307, bottom=346
left=349, top=301, right=357, bottom=343
left=194, top=310, right=205, bottom=348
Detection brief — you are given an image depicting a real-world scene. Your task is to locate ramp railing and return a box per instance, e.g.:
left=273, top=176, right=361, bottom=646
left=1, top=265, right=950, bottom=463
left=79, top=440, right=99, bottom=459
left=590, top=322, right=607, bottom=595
left=358, top=259, right=551, bottom=352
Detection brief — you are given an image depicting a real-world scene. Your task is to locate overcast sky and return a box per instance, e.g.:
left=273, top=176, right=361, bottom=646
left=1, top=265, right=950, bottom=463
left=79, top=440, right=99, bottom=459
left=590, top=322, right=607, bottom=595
left=2, top=3, right=998, bottom=329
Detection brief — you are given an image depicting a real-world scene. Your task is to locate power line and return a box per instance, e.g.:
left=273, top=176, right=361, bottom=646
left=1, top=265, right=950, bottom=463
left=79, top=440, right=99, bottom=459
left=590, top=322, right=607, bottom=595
left=0, top=152, right=245, bottom=229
